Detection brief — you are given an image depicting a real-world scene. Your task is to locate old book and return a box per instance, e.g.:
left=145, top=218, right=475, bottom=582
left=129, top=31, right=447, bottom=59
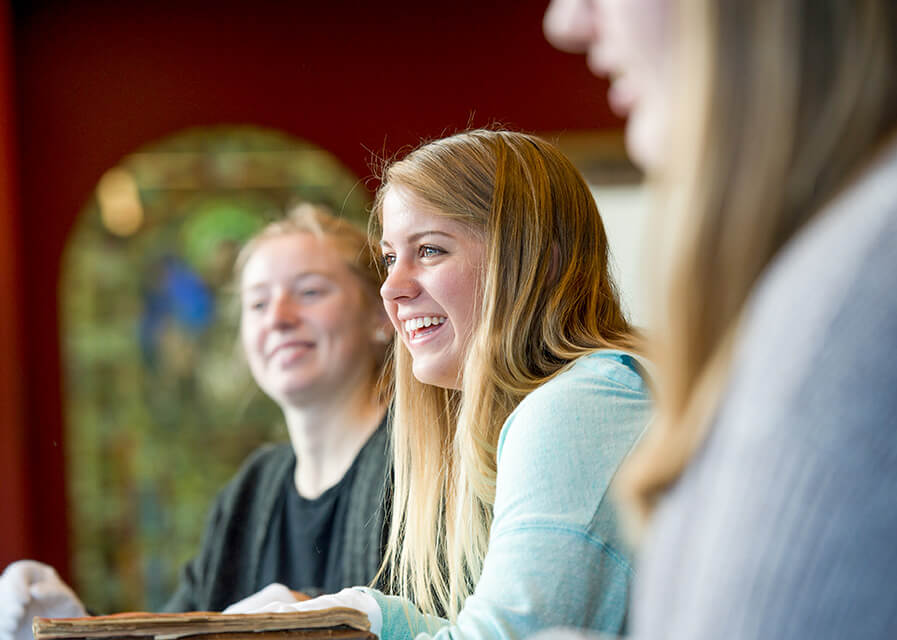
left=33, top=608, right=375, bottom=640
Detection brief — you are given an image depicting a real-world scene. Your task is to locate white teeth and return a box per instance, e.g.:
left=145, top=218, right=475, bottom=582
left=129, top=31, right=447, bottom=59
left=404, top=316, right=446, bottom=334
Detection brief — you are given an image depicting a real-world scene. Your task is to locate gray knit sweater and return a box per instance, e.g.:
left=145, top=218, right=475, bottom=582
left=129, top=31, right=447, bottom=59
left=631, top=140, right=897, bottom=638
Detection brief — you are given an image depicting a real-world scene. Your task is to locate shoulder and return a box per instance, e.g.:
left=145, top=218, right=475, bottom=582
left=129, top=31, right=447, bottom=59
left=234, top=442, right=294, bottom=482
left=494, top=351, right=652, bottom=506
left=354, top=417, right=391, bottom=466
left=498, top=350, right=652, bottom=462
left=640, top=151, right=897, bottom=634
left=491, top=351, right=651, bottom=546
left=519, top=351, right=649, bottom=413
left=215, top=442, right=295, bottom=511
left=344, top=418, right=391, bottom=510
left=726, top=145, right=897, bottom=454
left=548, top=349, right=649, bottom=390
left=743, top=142, right=897, bottom=357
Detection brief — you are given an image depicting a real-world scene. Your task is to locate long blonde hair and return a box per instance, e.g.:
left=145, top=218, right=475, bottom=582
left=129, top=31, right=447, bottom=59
left=371, top=129, right=640, bottom=619
left=618, top=0, right=897, bottom=528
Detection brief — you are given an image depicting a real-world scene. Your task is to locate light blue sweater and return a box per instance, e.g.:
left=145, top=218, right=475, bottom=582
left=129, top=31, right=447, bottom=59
left=361, top=350, right=653, bottom=640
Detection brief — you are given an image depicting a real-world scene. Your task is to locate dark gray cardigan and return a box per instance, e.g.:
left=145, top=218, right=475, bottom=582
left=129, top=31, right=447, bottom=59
left=162, top=420, right=390, bottom=612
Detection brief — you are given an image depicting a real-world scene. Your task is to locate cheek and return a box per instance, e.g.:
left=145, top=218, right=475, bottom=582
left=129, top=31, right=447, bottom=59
left=442, top=270, right=480, bottom=329
left=631, top=2, right=671, bottom=72
left=321, top=309, right=357, bottom=342
left=601, top=0, right=667, bottom=66
left=321, top=297, right=375, bottom=351
left=239, top=321, right=256, bottom=353
left=240, top=322, right=265, bottom=376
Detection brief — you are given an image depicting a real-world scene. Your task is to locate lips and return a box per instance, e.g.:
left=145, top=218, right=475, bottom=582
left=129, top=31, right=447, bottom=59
left=266, top=340, right=314, bottom=362
left=606, top=77, right=637, bottom=117
left=585, top=45, right=638, bottom=117
left=399, top=315, right=448, bottom=343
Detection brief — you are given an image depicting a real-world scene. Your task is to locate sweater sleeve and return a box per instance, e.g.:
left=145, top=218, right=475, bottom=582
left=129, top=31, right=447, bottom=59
left=365, top=353, right=652, bottom=640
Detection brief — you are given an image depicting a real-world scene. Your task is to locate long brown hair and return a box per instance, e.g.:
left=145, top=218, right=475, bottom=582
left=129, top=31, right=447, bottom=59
left=618, top=0, right=897, bottom=528
left=371, top=129, right=640, bottom=619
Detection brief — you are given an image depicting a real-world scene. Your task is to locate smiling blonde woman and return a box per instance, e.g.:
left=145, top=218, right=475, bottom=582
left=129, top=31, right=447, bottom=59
left=226, top=130, right=653, bottom=640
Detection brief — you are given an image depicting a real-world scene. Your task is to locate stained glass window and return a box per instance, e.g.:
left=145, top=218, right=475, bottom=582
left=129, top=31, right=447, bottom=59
left=60, top=126, right=370, bottom=612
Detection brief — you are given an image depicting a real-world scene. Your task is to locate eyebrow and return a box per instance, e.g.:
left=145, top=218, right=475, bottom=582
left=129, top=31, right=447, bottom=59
left=380, top=230, right=456, bottom=248
left=241, top=270, right=334, bottom=292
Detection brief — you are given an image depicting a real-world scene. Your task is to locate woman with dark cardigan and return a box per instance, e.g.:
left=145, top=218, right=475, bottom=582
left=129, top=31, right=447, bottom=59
left=0, top=204, right=394, bottom=633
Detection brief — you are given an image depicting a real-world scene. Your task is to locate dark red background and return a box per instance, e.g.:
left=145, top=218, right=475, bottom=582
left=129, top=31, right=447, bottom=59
left=0, top=0, right=619, bottom=579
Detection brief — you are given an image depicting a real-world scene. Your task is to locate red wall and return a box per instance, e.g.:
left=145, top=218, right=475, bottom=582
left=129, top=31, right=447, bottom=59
left=0, top=0, right=28, bottom=568
left=4, top=0, right=619, bottom=577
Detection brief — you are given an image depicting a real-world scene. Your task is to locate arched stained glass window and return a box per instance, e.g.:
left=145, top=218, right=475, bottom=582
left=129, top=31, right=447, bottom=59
left=60, top=126, right=370, bottom=612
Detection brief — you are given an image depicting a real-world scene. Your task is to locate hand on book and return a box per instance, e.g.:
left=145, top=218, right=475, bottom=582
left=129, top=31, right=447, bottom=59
left=223, top=585, right=381, bottom=637
left=0, top=561, right=86, bottom=640
left=222, top=584, right=299, bottom=614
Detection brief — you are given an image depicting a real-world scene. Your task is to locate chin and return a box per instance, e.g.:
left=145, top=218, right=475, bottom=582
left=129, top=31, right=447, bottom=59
left=411, top=359, right=461, bottom=390
left=625, top=112, right=666, bottom=174
left=275, top=376, right=319, bottom=399
left=625, top=129, right=653, bottom=172
left=410, top=363, right=441, bottom=387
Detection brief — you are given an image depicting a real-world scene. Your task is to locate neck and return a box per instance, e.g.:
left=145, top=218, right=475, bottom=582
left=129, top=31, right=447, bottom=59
left=282, top=380, right=385, bottom=500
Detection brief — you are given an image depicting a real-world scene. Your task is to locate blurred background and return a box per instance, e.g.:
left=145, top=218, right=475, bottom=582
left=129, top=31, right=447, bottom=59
left=0, top=0, right=647, bottom=612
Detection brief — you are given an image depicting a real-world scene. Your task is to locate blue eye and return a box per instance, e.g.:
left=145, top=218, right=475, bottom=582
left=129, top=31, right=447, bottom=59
left=419, top=245, right=444, bottom=258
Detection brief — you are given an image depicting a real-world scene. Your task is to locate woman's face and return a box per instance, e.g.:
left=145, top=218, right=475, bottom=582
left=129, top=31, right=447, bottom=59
left=240, top=232, right=381, bottom=407
left=379, top=187, right=486, bottom=390
left=544, top=0, right=674, bottom=171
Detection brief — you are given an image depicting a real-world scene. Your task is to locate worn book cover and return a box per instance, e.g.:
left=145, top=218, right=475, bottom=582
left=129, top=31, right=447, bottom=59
left=33, top=608, right=375, bottom=640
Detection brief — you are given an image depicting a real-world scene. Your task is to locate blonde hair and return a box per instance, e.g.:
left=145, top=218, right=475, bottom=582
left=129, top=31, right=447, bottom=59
left=371, top=129, right=640, bottom=619
left=235, top=203, right=391, bottom=399
left=618, top=0, right=897, bottom=529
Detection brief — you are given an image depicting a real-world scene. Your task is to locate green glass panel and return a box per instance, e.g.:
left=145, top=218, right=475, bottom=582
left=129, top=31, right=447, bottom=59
left=60, top=126, right=371, bottom=612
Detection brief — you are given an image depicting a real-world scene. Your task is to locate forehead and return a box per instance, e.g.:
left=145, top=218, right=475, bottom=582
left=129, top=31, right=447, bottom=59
left=241, top=232, right=350, bottom=286
left=380, top=187, right=472, bottom=242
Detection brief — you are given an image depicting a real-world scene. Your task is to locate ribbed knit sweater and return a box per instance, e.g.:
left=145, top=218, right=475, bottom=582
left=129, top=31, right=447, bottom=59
left=630, top=139, right=897, bottom=639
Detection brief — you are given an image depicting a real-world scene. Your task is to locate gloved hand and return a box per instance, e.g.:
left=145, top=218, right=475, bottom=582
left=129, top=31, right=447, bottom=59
left=222, top=584, right=299, bottom=614
left=223, top=585, right=381, bottom=637
left=0, top=561, right=87, bottom=640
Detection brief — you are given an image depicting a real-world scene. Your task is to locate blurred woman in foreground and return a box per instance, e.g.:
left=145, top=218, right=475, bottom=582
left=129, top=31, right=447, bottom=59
left=546, top=0, right=897, bottom=637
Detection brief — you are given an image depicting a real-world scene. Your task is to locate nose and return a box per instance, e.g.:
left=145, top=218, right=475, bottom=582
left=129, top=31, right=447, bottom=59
left=380, top=259, right=419, bottom=303
left=265, top=291, right=299, bottom=329
left=544, top=0, right=596, bottom=53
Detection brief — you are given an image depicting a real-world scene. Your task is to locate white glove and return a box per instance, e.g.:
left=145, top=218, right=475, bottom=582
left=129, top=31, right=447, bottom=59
left=223, top=585, right=381, bottom=637
left=222, top=584, right=299, bottom=614
left=0, top=561, right=87, bottom=640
